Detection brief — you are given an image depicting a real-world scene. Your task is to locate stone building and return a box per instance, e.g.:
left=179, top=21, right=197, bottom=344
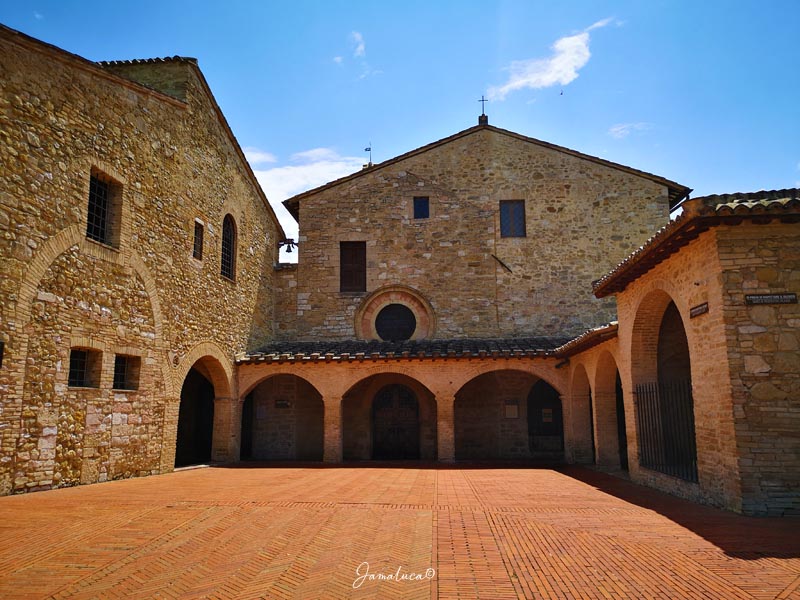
left=0, top=25, right=284, bottom=494
left=1, top=25, right=798, bottom=516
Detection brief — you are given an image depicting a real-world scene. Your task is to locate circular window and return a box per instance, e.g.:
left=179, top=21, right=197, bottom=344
left=375, top=304, right=417, bottom=341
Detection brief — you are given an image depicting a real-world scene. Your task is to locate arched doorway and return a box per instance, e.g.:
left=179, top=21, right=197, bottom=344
left=632, top=295, right=697, bottom=482
left=615, top=372, right=628, bottom=471
left=593, top=352, right=628, bottom=470
left=455, top=370, right=554, bottom=460
left=527, top=380, right=564, bottom=458
left=175, top=367, right=215, bottom=467
left=241, top=375, right=323, bottom=461
left=371, top=384, right=420, bottom=459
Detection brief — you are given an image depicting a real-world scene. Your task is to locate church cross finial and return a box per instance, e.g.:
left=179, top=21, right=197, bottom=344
left=479, top=95, right=488, bottom=115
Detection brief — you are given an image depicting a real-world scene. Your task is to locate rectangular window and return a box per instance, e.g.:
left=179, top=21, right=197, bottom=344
left=413, top=196, right=429, bottom=219
left=86, top=171, right=121, bottom=247
left=340, top=241, right=366, bottom=292
left=500, top=200, right=526, bottom=237
left=68, top=348, right=101, bottom=388
left=113, top=355, right=141, bottom=391
left=192, top=221, right=204, bottom=260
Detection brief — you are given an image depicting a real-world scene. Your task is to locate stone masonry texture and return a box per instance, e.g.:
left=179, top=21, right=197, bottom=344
left=0, top=27, right=282, bottom=494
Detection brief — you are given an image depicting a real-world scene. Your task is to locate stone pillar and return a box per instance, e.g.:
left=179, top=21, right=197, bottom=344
left=159, top=396, right=181, bottom=473
left=437, top=394, right=455, bottom=462
left=211, top=397, right=242, bottom=463
left=323, top=396, right=343, bottom=463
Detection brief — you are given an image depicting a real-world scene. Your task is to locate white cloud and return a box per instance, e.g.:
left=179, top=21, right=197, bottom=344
left=252, top=148, right=365, bottom=261
left=488, top=18, right=612, bottom=101
left=351, top=31, right=365, bottom=58
left=243, top=147, right=277, bottom=166
left=333, top=55, right=343, bottom=64
left=34, top=12, right=44, bottom=20
left=608, top=122, right=652, bottom=139
left=586, top=17, right=613, bottom=31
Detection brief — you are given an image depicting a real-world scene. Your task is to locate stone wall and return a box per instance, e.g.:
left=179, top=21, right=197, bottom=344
left=455, top=370, right=539, bottom=459
left=249, top=375, right=324, bottom=460
left=285, top=127, right=670, bottom=341
left=0, top=29, right=281, bottom=494
left=717, top=223, right=799, bottom=515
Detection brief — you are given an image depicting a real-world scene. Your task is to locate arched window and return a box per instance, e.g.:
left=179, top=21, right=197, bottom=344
left=221, top=214, right=237, bottom=280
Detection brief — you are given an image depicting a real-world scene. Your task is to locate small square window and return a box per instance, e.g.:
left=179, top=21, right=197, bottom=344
left=113, top=355, right=141, bottom=391
left=413, top=196, right=429, bottom=219
left=192, top=221, right=204, bottom=260
left=68, top=348, right=102, bottom=388
left=500, top=200, right=526, bottom=237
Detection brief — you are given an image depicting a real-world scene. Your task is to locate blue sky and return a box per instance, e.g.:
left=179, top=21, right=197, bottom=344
left=3, top=1, right=799, bottom=258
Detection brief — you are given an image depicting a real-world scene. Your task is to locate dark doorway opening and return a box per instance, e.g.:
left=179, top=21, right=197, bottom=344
left=527, top=380, right=564, bottom=457
left=240, top=392, right=254, bottom=460
left=615, top=372, right=628, bottom=471
left=175, top=367, right=215, bottom=467
left=372, top=384, right=420, bottom=459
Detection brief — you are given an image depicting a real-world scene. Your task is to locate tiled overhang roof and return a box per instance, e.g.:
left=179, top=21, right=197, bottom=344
left=593, top=189, right=800, bottom=298
left=237, top=337, right=571, bottom=364
left=236, top=326, right=623, bottom=364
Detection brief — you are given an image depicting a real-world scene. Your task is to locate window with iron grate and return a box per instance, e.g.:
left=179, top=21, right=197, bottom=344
left=68, top=348, right=102, bottom=388
left=113, top=355, right=141, bottom=391
left=86, top=171, right=122, bottom=247
left=221, top=214, right=237, bottom=280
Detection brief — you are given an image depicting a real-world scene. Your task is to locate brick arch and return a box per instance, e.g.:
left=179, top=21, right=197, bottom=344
left=354, top=285, right=436, bottom=341
left=17, top=224, right=166, bottom=340
left=629, top=282, right=694, bottom=386
left=451, top=361, right=567, bottom=397
left=592, top=350, right=623, bottom=467
left=239, top=371, right=323, bottom=399
left=176, top=342, right=233, bottom=399
left=342, top=371, right=437, bottom=461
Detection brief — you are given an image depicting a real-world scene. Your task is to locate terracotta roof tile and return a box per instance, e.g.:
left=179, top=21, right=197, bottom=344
left=593, top=188, right=800, bottom=297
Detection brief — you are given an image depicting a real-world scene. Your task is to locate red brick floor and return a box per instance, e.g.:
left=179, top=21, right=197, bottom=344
left=0, top=465, right=798, bottom=599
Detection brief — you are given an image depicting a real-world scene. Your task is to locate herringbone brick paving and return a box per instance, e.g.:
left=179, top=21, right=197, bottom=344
left=0, top=465, right=797, bottom=599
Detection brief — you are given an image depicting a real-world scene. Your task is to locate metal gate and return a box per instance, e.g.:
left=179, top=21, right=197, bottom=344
left=634, top=379, right=698, bottom=482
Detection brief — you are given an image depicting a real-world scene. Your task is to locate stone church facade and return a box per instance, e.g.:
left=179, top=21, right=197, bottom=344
left=1, top=26, right=797, bottom=516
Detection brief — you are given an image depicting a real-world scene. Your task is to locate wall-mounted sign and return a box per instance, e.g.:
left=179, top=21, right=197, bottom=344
left=275, top=399, right=291, bottom=409
left=504, top=402, right=519, bottom=419
left=745, top=293, right=797, bottom=305
left=690, top=302, right=709, bottom=318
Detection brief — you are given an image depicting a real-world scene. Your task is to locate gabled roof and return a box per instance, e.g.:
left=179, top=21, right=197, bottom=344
left=0, top=24, right=286, bottom=240
left=593, top=188, right=800, bottom=297
left=283, top=123, right=691, bottom=220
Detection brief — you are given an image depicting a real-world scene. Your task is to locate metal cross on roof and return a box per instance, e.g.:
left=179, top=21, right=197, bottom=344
left=479, top=95, right=488, bottom=115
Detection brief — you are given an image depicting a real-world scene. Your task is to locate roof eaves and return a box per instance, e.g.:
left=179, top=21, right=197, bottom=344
left=593, top=189, right=800, bottom=298
left=554, top=322, right=619, bottom=357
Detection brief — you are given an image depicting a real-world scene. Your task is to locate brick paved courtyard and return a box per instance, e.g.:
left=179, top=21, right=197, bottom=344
left=0, top=465, right=798, bottom=599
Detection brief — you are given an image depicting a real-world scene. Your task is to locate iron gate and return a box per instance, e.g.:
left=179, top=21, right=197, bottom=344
left=634, top=379, right=698, bottom=482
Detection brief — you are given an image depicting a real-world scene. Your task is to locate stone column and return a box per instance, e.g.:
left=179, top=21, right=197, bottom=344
left=437, top=394, right=455, bottom=462
left=211, top=397, right=242, bottom=463
left=323, top=396, right=343, bottom=463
